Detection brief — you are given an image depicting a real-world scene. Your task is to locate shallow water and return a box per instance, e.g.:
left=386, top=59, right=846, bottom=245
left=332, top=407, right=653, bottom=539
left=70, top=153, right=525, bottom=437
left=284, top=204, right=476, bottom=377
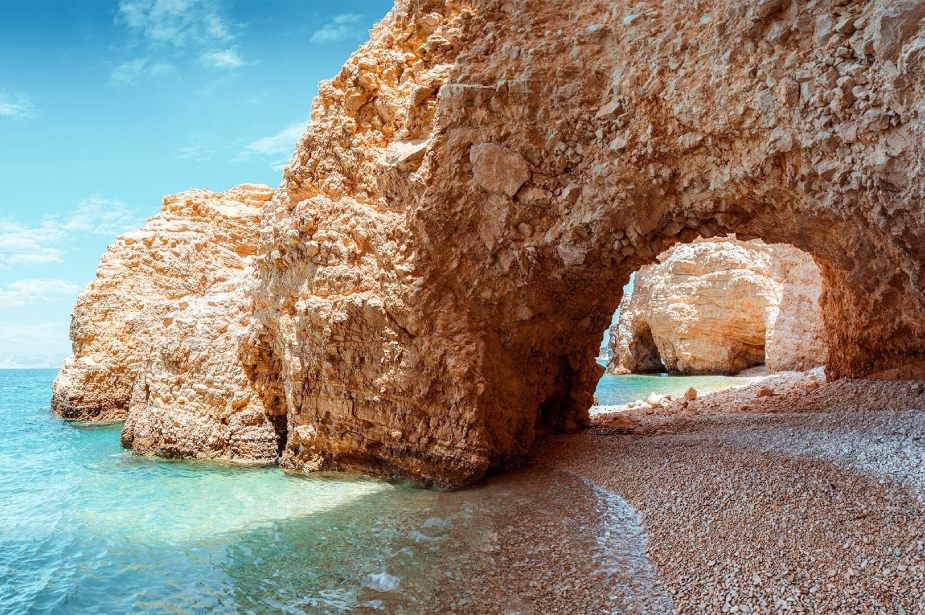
left=594, top=371, right=756, bottom=409
left=0, top=369, right=684, bottom=613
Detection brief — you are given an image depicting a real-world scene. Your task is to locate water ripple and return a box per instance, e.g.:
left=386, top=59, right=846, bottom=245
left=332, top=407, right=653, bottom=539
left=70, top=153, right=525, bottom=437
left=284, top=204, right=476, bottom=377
left=1, top=369, right=673, bottom=614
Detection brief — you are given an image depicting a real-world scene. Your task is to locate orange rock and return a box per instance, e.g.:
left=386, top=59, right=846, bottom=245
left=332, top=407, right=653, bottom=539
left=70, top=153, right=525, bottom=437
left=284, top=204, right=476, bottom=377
left=54, top=0, right=925, bottom=486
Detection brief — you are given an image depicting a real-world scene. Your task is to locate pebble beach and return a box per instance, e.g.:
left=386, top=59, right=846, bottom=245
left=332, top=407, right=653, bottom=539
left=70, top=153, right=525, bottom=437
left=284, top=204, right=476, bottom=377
left=537, top=375, right=925, bottom=614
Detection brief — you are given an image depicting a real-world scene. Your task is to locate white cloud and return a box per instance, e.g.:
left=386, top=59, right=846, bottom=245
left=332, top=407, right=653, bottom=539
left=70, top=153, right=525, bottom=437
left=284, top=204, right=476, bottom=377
left=0, top=220, right=65, bottom=266
left=200, top=48, right=245, bottom=69
left=0, top=279, right=79, bottom=308
left=117, top=0, right=232, bottom=47
left=110, top=57, right=149, bottom=84
left=62, top=197, right=142, bottom=236
left=0, top=322, right=71, bottom=368
left=310, top=13, right=365, bottom=44
left=235, top=121, right=305, bottom=171
left=113, top=0, right=245, bottom=81
left=0, top=91, right=36, bottom=120
left=242, top=121, right=305, bottom=156
left=110, top=57, right=174, bottom=84
left=0, top=197, right=141, bottom=267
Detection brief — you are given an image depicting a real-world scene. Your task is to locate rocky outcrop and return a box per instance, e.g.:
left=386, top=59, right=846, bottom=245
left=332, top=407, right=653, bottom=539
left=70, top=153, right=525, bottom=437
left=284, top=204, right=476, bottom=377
left=244, top=0, right=925, bottom=486
left=607, top=239, right=826, bottom=375
left=764, top=243, right=829, bottom=372
left=53, top=185, right=284, bottom=462
left=55, top=0, right=925, bottom=486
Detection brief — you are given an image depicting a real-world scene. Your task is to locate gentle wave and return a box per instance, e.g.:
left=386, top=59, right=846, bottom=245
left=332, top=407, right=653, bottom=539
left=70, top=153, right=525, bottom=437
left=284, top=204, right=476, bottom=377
left=1, top=368, right=692, bottom=613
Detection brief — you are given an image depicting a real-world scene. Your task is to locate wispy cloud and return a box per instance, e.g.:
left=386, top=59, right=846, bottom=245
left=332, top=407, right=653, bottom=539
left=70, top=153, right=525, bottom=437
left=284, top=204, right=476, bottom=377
left=0, top=91, right=36, bottom=120
left=112, top=57, right=145, bottom=84
left=235, top=120, right=305, bottom=171
left=110, top=57, right=174, bottom=84
left=0, top=197, right=142, bottom=267
left=176, top=142, right=214, bottom=162
left=244, top=122, right=304, bottom=156
left=310, top=13, right=365, bottom=44
left=112, top=0, right=245, bottom=82
left=0, top=221, right=63, bottom=265
left=0, top=279, right=79, bottom=307
left=200, top=48, right=245, bottom=69
left=117, top=0, right=232, bottom=47
left=62, top=197, right=142, bottom=235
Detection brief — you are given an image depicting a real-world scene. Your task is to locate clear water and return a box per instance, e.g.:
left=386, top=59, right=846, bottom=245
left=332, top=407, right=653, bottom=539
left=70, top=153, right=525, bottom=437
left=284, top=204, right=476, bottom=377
left=594, top=370, right=757, bottom=409
left=1, top=369, right=686, bottom=614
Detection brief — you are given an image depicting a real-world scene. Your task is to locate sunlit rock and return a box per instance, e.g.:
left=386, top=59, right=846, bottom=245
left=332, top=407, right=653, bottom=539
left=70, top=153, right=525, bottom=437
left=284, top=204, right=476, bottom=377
left=55, top=0, right=925, bottom=486
left=53, top=185, right=282, bottom=462
left=607, top=239, right=827, bottom=375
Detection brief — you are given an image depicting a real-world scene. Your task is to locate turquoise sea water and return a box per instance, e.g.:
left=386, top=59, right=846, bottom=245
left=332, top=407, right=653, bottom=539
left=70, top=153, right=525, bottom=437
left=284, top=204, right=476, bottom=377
left=0, top=369, right=739, bottom=612
left=593, top=371, right=756, bottom=408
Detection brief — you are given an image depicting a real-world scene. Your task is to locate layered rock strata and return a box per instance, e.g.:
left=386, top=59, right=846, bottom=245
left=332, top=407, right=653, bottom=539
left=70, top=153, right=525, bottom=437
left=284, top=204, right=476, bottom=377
left=53, top=185, right=283, bottom=462
left=607, top=239, right=826, bottom=375
left=56, top=0, right=925, bottom=486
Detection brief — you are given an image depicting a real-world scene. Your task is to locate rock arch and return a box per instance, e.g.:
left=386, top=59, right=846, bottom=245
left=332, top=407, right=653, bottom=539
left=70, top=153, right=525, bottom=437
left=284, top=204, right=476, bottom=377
left=244, top=0, right=925, bottom=486
left=53, top=0, right=925, bottom=487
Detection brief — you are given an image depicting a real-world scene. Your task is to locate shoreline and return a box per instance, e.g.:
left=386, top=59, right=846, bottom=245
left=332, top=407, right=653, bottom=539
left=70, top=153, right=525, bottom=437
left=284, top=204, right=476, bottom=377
left=533, top=377, right=925, bottom=614
left=591, top=368, right=925, bottom=432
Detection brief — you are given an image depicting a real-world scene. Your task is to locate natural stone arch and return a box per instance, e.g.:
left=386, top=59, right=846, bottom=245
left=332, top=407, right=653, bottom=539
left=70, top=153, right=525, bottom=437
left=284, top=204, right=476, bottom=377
left=243, top=0, right=925, bottom=487
left=42, top=0, right=925, bottom=492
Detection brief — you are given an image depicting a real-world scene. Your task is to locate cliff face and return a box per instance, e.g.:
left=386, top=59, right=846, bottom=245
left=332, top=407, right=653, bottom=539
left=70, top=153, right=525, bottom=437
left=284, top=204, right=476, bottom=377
left=55, top=0, right=925, bottom=486
left=247, top=0, right=925, bottom=485
left=607, top=239, right=826, bottom=375
left=764, top=243, right=829, bottom=372
left=53, top=185, right=283, bottom=462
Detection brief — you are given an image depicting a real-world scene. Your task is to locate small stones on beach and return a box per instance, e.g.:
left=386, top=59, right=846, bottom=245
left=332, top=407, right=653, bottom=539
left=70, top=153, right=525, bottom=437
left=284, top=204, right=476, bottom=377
left=684, top=387, right=698, bottom=401
left=547, top=395, right=925, bottom=615
left=757, top=385, right=775, bottom=398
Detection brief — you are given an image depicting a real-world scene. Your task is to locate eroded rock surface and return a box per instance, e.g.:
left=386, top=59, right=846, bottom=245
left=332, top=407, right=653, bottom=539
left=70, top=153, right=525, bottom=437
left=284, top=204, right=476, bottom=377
left=249, top=0, right=925, bottom=485
left=607, top=239, right=826, bottom=375
left=53, top=185, right=283, bottom=462
left=55, top=0, right=925, bottom=485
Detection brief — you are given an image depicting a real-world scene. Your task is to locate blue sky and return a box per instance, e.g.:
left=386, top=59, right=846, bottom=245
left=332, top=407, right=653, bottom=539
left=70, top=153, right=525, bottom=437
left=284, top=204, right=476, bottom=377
left=0, top=0, right=392, bottom=367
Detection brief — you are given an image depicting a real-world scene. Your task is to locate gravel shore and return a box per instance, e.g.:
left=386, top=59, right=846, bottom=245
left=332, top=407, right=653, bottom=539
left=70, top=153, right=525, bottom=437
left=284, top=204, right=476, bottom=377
left=538, top=377, right=925, bottom=614
left=347, top=376, right=925, bottom=614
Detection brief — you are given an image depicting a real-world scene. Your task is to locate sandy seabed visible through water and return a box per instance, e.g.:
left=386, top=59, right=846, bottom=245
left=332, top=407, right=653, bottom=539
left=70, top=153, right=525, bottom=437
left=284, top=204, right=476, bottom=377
left=4, top=368, right=924, bottom=613
left=1, top=369, right=698, bottom=614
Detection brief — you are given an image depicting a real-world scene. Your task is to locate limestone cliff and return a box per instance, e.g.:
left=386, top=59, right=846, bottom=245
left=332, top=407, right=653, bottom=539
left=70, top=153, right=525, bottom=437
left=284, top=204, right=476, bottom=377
left=245, top=0, right=925, bottom=486
left=764, top=243, right=829, bottom=372
left=55, top=0, right=925, bottom=486
left=607, top=239, right=826, bottom=375
left=53, top=185, right=283, bottom=462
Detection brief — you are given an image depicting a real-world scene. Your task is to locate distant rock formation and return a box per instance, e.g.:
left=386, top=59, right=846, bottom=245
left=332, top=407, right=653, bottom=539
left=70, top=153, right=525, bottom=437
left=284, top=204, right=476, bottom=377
left=52, top=185, right=284, bottom=462
left=607, top=239, right=827, bottom=375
